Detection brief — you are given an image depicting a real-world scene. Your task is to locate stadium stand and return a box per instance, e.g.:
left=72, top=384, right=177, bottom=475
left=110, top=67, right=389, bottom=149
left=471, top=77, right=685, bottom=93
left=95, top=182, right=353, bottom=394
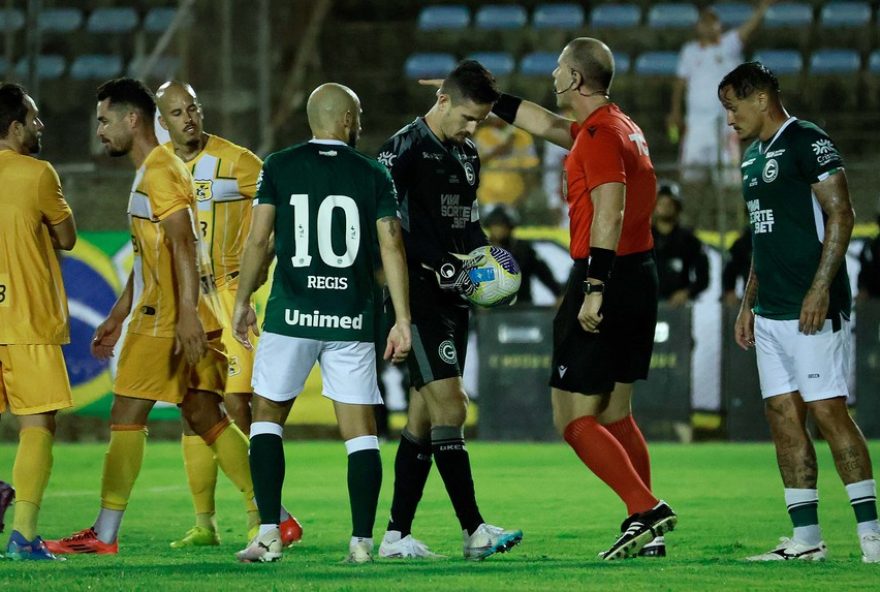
left=647, top=3, right=700, bottom=50
left=70, top=54, right=124, bottom=80
left=85, top=7, right=140, bottom=34
left=15, top=55, right=66, bottom=80
left=404, top=52, right=457, bottom=79
left=143, top=6, right=182, bottom=33
left=807, top=48, right=862, bottom=110
left=519, top=50, right=558, bottom=76
left=713, top=2, right=752, bottom=28
left=817, top=1, right=873, bottom=52
left=417, top=5, right=470, bottom=30
left=0, top=7, right=24, bottom=31
left=532, top=3, right=585, bottom=29
left=38, top=8, right=84, bottom=33
left=754, top=2, right=814, bottom=50
left=468, top=51, right=516, bottom=77
left=474, top=4, right=528, bottom=30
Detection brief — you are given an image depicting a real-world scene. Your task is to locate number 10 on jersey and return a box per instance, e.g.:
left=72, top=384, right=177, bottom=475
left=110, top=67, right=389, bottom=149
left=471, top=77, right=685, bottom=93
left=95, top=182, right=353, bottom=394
left=289, top=194, right=361, bottom=269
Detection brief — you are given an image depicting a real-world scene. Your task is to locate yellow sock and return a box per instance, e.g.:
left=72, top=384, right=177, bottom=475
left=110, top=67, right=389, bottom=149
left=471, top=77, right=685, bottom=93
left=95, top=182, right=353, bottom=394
left=182, top=434, right=218, bottom=518
left=205, top=420, right=257, bottom=515
left=101, top=425, right=147, bottom=511
left=12, top=427, right=53, bottom=540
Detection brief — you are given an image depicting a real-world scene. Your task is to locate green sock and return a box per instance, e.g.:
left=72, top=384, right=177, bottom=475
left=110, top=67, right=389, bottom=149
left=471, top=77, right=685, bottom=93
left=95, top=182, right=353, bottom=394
left=249, top=427, right=285, bottom=526
left=346, top=437, right=382, bottom=539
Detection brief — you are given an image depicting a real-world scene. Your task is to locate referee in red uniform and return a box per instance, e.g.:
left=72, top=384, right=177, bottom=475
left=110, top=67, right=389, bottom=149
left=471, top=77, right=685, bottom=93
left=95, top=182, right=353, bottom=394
left=488, top=37, right=678, bottom=559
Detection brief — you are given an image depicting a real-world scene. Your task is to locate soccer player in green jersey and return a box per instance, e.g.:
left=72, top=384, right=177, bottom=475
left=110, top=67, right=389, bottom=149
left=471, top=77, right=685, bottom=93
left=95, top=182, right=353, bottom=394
left=719, top=62, right=879, bottom=563
left=231, top=83, right=411, bottom=563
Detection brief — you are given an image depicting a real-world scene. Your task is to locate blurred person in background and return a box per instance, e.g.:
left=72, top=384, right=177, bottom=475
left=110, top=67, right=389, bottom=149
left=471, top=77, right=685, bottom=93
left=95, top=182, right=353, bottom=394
left=722, top=224, right=753, bottom=307
left=483, top=205, right=562, bottom=306
left=857, top=200, right=880, bottom=301
left=473, top=115, right=539, bottom=207
left=668, top=1, right=774, bottom=185
left=651, top=181, right=709, bottom=307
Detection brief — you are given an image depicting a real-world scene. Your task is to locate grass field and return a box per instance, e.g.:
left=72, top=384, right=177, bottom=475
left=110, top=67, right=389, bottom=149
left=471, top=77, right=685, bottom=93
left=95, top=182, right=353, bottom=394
left=0, top=440, right=878, bottom=591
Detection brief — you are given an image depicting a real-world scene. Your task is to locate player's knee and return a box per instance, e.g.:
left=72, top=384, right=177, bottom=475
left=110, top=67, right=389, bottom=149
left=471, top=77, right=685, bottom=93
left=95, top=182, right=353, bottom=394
left=224, top=394, right=252, bottom=429
left=181, top=394, right=224, bottom=434
left=809, top=398, right=851, bottom=433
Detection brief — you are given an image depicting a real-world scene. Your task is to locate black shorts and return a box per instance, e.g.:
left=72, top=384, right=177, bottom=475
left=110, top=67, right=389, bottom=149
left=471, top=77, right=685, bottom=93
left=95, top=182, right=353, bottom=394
left=549, top=251, right=658, bottom=394
left=406, top=269, right=470, bottom=390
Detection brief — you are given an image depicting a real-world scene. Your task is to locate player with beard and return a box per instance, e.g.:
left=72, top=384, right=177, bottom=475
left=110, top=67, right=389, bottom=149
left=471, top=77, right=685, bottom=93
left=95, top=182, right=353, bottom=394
left=47, top=78, right=256, bottom=555
left=154, top=81, right=302, bottom=550
left=376, top=60, right=523, bottom=561
left=0, top=83, right=76, bottom=561
left=470, top=38, right=679, bottom=559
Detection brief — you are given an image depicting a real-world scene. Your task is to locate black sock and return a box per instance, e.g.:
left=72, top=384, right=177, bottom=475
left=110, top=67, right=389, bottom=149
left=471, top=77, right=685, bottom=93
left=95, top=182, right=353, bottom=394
left=387, top=430, right=433, bottom=536
left=431, top=425, right=484, bottom=535
left=249, top=433, right=284, bottom=526
left=347, top=443, right=382, bottom=539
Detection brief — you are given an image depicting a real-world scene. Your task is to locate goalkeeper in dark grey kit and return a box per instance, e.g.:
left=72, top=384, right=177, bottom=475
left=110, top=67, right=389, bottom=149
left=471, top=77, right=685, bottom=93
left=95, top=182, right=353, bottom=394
left=374, top=60, right=523, bottom=560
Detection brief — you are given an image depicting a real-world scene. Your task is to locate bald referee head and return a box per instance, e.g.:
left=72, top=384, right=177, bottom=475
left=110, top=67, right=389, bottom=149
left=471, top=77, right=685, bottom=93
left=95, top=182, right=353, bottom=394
left=307, top=83, right=361, bottom=148
left=553, top=37, right=615, bottom=109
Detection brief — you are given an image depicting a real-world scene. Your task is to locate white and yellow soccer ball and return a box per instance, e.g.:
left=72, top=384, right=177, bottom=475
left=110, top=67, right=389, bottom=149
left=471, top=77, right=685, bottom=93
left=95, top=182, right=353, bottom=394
left=466, top=245, right=521, bottom=308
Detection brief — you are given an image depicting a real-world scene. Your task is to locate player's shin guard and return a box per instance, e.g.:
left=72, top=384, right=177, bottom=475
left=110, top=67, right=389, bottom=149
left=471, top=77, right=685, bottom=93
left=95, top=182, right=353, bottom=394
left=563, top=416, right=658, bottom=516
left=181, top=434, right=218, bottom=524
left=604, top=415, right=652, bottom=490
left=785, top=488, right=822, bottom=546
left=249, top=422, right=284, bottom=527
left=11, top=427, right=53, bottom=540
left=101, top=425, right=147, bottom=512
left=431, top=426, right=484, bottom=535
left=346, top=436, right=382, bottom=539
left=387, top=429, right=433, bottom=537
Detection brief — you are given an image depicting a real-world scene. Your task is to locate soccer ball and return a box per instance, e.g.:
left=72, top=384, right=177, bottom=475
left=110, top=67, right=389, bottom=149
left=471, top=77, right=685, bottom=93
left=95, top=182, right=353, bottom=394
left=466, top=245, right=521, bottom=307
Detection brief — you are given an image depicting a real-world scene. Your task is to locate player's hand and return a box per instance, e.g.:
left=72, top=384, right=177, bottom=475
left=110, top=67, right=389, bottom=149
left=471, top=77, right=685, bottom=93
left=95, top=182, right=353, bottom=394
left=734, top=305, right=756, bottom=350
left=91, top=315, right=124, bottom=360
left=577, top=293, right=603, bottom=333
left=384, top=320, right=412, bottom=364
left=418, top=79, right=443, bottom=89
left=799, top=285, right=829, bottom=335
left=231, top=302, right=259, bottom=351
left=174, top=312, right=207, bottom=366
left=668, top=288, right=690, bottom=308
left=428, top=253, right=485, bottom=297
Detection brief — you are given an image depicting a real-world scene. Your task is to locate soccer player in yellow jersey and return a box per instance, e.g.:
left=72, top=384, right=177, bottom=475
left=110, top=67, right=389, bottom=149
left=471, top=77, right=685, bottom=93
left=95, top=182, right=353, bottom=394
left=155, top=80, right=301, bottom=548
left=0, top=83, right=76, bottom=561
left=46, top=78, right=255, bottom=555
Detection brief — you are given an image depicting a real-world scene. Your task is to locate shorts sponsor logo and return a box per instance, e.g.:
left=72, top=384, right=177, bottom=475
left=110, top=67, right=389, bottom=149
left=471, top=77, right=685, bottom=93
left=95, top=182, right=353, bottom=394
left=285, top=309, right=363, bottom=330
left=762, top=158, right=779, bottom=183
left=808, top=373, right=820, bottom=379
left=558, top=365, right=568, bottom=378
left=463, top=161, right=476, bottom=186
left=228, top=355, right=241, bottom=377
left=439, top=340, right=457, bottom=365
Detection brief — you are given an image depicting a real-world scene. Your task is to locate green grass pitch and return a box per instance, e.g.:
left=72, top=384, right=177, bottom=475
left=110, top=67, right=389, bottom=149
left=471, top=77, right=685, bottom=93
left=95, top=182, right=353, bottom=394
left=1, top=440, right=878, bottom=591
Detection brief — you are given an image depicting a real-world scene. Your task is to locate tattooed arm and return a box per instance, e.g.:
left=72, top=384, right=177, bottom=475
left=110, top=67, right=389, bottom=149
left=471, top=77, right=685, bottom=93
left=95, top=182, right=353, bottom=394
left=800, top=171, right=854, bottom=335
left=377, top=216, right=411, bottom=363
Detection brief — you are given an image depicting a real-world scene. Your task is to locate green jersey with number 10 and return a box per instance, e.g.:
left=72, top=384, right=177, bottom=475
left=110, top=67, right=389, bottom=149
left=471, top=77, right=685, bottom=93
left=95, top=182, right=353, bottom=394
left=256, top=140, right=399, bottom=342
left=740, top=118, right=850, bottom=320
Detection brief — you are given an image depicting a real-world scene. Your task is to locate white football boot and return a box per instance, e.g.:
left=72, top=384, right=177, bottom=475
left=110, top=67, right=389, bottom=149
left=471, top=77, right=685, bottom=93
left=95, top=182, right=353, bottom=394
left=746, top=537, right=827, bottom=561
left=860, top=532, right=880, bottom=563
left=462, top=523, right=523, bottom=561
left=235, top=527, right=283, bottom=563
left=379, top=531, right=444, bottom=559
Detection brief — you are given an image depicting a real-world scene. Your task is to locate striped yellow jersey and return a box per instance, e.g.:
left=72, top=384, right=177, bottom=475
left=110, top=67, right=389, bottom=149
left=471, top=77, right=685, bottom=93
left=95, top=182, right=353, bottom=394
left=167, top=134, right=262, bottom=290
left=0, top=150, right=71, bottom=344
left=127, top=145, right=221, bottom=338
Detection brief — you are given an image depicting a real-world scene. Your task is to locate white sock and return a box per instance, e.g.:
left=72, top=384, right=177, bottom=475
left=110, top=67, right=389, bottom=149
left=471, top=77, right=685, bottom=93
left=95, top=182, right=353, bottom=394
left=259, top=523, right=279, bottom=537
left=350, top=536, right=373, bottom=549
left=279, top=505, right=291, bottom=522
left=845, top=479, right=880, bottom=536
left=94, top=508, right=125, bottom=544
left=784, top=488, right=822, bottom=546
left=383, top=530, right=402, bottom=543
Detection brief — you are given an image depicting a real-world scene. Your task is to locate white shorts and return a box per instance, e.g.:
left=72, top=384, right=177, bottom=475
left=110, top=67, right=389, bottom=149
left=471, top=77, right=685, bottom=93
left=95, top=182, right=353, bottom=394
left=252, top=331, right=382, bottom=405
left=754, top=315, right=850, bottom=402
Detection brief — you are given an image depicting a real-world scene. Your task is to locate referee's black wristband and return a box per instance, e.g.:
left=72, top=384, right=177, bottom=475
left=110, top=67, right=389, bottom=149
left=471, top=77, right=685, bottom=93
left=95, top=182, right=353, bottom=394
left=587, top=247, right=616, bottom=283
left=491, top=93, right=522, bottom=125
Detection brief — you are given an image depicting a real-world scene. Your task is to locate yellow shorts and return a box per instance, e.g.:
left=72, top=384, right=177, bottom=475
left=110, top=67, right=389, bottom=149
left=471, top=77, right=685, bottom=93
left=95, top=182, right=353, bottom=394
left=0, top=344, right=73, bottom=415
left=217, top=289, right=255, bottom=395
left=114, top=332, right=228, bottom=404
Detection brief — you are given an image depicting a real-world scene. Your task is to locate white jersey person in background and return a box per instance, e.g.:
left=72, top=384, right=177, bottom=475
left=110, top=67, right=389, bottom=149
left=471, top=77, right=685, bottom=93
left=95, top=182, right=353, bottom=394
left=668, top=1, right=774, bottom=184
